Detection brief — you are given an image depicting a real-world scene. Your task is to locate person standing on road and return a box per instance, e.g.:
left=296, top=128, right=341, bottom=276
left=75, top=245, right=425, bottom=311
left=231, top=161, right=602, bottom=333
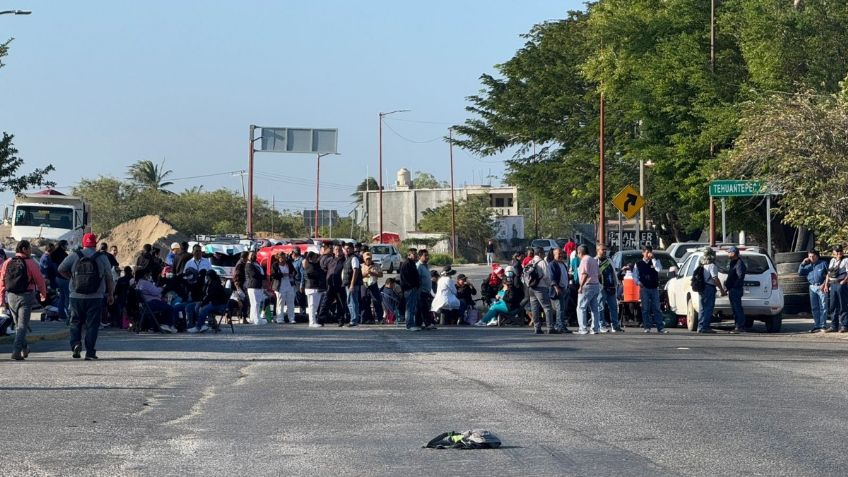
left=798, top=249, right=829, bottom=333
left=416, top=249, right=437, bottom=330
left=342, top=243, right=363, bottom=327
left=724, top=246, right=747, bottom=333
left=822, top=245, right=848, bottom=333
left=244, top=251, right=267, bottom=325
left=526, top=246, right=557, bottom=335
left=486, top=239, right=495, bottom=267
left=50, top=240, right=70, bottom=322
left=576, top=245, right=603, bottom=335
left=360, top=252, right=384, bottom=324
left=302, top=252, right=326, bottom=328
left=58, top=233, right=115, bottom=360
left=550, top=248, right=572, bottom=333
left=633, top=245, right=668, bottom=334
left=1, top=240, right=48, bottom=361
left=399, top=248, right=421, bottom=331
left=272, top=252, right=297, bottom=324
left=596, top=244, right=623, bottom=333
left=696, top=249, right=727, bottom=334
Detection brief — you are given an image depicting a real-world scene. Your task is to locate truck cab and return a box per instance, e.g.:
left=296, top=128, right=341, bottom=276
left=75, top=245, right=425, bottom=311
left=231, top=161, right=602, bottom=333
left=11, top=190, right=90, bottom=248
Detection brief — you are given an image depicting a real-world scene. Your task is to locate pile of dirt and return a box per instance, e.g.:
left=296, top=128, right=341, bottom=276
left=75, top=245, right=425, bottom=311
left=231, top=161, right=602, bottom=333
left=100, top=215, right=189, bottom=267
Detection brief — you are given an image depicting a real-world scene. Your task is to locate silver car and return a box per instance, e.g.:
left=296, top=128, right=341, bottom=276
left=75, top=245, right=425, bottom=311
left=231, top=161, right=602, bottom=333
left=369, top=244, right=402, bottom=273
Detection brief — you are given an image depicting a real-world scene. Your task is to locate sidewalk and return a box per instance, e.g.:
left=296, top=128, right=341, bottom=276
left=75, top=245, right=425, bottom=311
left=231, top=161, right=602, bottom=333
left=0, top=312, right=69, bottom=346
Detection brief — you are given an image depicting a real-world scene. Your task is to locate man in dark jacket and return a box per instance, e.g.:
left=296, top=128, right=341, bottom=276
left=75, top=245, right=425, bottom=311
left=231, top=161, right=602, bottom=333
left=725, top=246, right=747, bottom=333
left=318, top=245, right=347, bottom=325
left=398, top=248, right=421, bottom=330
left=188, top=270, right=228, bottom=333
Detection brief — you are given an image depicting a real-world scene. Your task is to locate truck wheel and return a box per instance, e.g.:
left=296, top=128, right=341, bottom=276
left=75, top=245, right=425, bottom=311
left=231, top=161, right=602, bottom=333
left=765, top=313, right=783, bottom=333
left=686, top=299, right=698, bottom=331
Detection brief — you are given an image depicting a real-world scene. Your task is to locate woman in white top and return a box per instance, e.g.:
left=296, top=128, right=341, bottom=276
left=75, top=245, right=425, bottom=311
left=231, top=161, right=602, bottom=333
left=431, top=266, right=460, bottom=316
left=273, top=252, right=297, bottom=324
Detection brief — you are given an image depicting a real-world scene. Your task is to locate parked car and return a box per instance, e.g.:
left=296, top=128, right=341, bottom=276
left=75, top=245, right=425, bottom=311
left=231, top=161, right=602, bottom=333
left=666, top=242, right=710, bottom=266
left=369, top=244, right=402, bottom=273
left=611, top=250, right=679, bottom=288
left=665, top=247, right=784, bottom=332
left=202, top=242, right=246, bottom=282
left=530, top=239, right=559, bottom=253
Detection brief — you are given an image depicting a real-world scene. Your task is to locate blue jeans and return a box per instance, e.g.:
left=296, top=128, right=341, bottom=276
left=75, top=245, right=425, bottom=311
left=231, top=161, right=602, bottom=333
left=698, top=285, right=717, bottom=331
left=146, top=299, right=176, bottom=327
left=728, top=287, right=745, bottom=329
left=197, top=303, right=228, bottom=330
left=69, top=297, right=103, bottom=358
left=404, top=289, right=419, bottom=329
left=828, top=282, right=848, bottom=330
left=56, top=277, right=70, bottom=321
left=8, top=292, right=35, bottom=355
left=347, top=285, right=361, bottom=325
left=577, top=284, right=601, bottom=332
left=598, top=287, right=621, bottom=330
left=640, top=287, right=663, bottom=331
left=551, top=287, right=570, bottom=331
left=809, top=284, right=828, bottom=329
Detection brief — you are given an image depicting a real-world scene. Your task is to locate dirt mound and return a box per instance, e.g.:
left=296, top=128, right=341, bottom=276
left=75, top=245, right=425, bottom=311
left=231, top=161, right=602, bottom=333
left=100, top=215, right=189, bottom=267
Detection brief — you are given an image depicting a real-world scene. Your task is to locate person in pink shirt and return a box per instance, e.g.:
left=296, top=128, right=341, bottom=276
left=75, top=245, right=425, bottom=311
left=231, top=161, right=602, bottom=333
left=0, top=240, right=48, bottom=361
left=576, top=245, right=603, bottom=335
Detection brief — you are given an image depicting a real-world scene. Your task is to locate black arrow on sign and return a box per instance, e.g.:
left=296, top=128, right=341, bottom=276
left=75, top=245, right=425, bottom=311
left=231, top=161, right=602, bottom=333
left=623, top=193, right=638, bottom=212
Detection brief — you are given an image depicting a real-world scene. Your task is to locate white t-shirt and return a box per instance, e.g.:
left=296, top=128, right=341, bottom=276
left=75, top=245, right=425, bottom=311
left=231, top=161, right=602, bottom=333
left=703, top=263, right=719, bottom=286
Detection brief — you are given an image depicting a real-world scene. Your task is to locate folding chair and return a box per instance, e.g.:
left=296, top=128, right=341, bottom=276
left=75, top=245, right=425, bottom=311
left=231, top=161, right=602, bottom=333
left=127, top=289, right=163, bottom=333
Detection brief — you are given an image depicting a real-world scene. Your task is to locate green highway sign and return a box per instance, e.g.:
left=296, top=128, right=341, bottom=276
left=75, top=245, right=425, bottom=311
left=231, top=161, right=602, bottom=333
left=709, top=180, right=763, bottom=197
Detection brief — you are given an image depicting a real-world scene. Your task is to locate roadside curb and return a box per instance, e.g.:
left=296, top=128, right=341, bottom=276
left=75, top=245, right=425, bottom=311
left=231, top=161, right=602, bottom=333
left=0, top=329, right=69, bottom=345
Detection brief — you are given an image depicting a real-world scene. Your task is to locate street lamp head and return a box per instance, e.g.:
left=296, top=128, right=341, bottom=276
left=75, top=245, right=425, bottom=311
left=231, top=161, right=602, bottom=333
left=0, top=10, right=32, bottom=15
left=380, top=109, right=411, bottom=117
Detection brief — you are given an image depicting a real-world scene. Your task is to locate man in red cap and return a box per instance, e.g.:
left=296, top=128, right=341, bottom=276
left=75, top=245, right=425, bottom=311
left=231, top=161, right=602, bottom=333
left=58, top=233, right=115, bottom=360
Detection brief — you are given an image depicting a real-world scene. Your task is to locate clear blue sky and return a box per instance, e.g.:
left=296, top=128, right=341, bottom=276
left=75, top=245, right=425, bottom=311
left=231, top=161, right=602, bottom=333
left=0, top=0, right=584, bottom=217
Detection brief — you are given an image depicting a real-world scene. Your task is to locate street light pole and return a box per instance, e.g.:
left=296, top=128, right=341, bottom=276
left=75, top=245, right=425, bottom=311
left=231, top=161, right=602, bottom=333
left=449, top=128, right=457, bottom=260
left=599, top=91, right=606, bottom=245
left=247, top=125, right=256, bottom=239
left=377, top=109, right=410, bottom=244
left=315, top=152, right=333, bottom=239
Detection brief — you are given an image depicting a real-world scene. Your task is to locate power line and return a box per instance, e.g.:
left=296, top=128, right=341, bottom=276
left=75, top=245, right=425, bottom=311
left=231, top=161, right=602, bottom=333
left=382, top=120, right=445, bottom=144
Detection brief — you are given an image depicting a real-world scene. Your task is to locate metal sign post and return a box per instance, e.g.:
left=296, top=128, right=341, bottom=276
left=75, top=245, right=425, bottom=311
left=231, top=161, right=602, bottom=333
left=709, top=179, right=773, bottom=256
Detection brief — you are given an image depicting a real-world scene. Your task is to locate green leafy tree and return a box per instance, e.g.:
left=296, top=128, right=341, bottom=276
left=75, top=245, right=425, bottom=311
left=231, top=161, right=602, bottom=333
left=418, top=195, right=496, bottom=261
left=352, top=177, right=379, bottom=204
left=127, top=159, right=175, bottom=193
left=411, top=171, right=448, bottom=189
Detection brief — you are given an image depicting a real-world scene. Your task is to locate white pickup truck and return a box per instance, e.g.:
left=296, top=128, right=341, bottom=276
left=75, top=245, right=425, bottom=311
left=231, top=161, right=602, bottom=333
left=10, top=190, right=90, bottom=248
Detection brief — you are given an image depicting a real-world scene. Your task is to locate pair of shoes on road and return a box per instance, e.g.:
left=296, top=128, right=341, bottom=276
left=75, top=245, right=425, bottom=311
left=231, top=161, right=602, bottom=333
left=308, top=323, right=323, bottom=328
left=186, top=325, right=210, bottom=334
left=697, top=328, right=717, bottom=334
left=11, top=352, right=24, bottom=361
left=423, top=324, right=438, bottom=330
left=809, top=328, right=823, bottom=333
left=599, top=327, right=610, bottom=334
left=644, top=329, right=669, bottom=334
left=407, top=326, right=422, bottom=331
left=159, top=325, right=177, bottom=334
left=474, top=321, right=486, bottom=327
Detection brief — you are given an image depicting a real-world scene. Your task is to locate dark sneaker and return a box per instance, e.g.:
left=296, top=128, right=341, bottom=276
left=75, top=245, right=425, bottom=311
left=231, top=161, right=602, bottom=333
left=347, top=323, right=358, bottom=328
left=534, top=329, right=544, bottom=335
left=613, top=327, right=625, bottom=333
left=697, top=329, right=716, bottom=334
left=547, top=329, right=562, bottom=335
left=72, top=344, right=82, bottom=359
left=809, top=328, right=822, bottom=334
left=11, top=353, right=24, bottom=361
left=561, top=328, right=574, bottom=334
left=840, top=328, right=848, bottom=333
left=824, top=328, right=837, bottom=333
left=729, top=328, right=743, bottom=334
left=21, top=346, right=29, bottom=358
left=84, top=355, right=98, bottom=361
left=657, top=329, right=670, bottom=334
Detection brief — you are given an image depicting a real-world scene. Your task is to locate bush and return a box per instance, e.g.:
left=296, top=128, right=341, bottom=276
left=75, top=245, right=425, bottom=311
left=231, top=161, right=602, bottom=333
left=428, top=253, right=453, bottom=266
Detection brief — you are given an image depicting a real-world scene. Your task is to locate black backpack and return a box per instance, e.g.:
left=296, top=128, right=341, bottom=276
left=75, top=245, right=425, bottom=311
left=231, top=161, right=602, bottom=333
left=72, top=251, right=102, bottom=294
left=523, top=262, right=541, bottom=288
left=4, top=257, right=30, bottom=294
left=690, top=264, right=706, bottom=292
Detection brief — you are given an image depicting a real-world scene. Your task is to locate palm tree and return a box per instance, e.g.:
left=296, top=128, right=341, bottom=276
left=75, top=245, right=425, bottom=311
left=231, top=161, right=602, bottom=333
left=127, top=159, right=174, bottom=192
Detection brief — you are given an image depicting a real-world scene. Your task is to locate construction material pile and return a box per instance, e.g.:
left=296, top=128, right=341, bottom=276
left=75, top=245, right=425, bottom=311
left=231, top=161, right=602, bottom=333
left=100, top=215, right=189, bottom=267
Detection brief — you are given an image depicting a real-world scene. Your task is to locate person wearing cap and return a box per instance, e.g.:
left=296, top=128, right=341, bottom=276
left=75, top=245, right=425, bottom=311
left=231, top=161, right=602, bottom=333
left=455, top=274, right=477, bottom=321
left=0, top=240, right=48, bottom=360
left=431, top=266, right=460, bottom=323
left=724, top=246, right=747, bottom=333
left=799, top=249, right=829, bottom=332
left=166, top=242, right=180, bottom=267
left=822, top=245, right=848, bottom=333
left=696, top=249, right=727, bottom=334
left=632, top=245, right=668, bottom=334
left=172, top=242, right=192, bottom=274
left=527, top=246, right=557, bottom=335
left=360, top=251, right=383, bottom=324
left=58, top=233, right=115, bottom=360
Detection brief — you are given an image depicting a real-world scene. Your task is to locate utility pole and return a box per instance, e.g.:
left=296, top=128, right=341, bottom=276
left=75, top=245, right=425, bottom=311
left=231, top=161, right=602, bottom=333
left=708, top=0, right=717, bottom=247
left=599, top=91, right=606, bottom=244
left=247, top=125, right=255, bottom=238
left=378, top=109, right=410, bottom=244
left=449, top=128, right=457, bottom=259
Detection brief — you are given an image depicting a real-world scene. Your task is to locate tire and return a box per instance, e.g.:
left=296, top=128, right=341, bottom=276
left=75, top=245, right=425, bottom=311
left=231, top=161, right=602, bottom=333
left=780, top=277, right=811, bottom=296
left=774, top=252, right=808, bottom=264
left=783, top=294, right=811, bottom=315
left=765, top=313, right=783, bottom=333
left=686, top=298, right=698, bottom=331
left=776, top=262, right=802, bottom=275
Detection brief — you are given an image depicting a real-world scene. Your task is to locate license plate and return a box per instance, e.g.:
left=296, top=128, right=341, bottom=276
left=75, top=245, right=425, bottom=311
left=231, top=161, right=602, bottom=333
left=743, top=281, right=760, bottom=287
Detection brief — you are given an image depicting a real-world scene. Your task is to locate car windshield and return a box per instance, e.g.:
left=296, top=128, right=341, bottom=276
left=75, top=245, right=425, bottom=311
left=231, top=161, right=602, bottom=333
left=14, top=205, right=74, bottom=229
left=531, top=240, right=549, bottom=248
left=370, top=245, right=392, bottom=255
left=715, top=255, right=771, bottom=274
left=208, top=253, right=240, bottom=267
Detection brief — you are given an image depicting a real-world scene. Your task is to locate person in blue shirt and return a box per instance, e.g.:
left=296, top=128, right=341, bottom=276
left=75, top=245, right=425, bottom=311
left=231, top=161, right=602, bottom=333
left=724, top=246, right=747, bottom=333
left=799, top=249, right=830, bottom=332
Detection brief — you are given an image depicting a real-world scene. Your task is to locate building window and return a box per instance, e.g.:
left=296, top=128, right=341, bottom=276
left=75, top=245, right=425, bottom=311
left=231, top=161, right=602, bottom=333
left=495, top=197, right=505, bottom=207
left=507, top=198, right=513, bottom=207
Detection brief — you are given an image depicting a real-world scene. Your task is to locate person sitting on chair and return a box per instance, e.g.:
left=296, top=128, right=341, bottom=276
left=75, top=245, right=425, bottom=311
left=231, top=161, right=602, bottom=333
left=381, top=278, right=402, bottom=323
left=431, top=266, right=460, bottom=324
left=187, top=270, right=228, bottom=333
left=134, top=269, right=178, bottom=333
left=455, top=274, right=478, bottom=320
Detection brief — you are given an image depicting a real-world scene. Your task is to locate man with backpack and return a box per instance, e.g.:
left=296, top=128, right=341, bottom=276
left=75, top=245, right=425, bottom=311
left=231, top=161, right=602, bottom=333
left=550, top=248, right=572, bottom=333
left=596, top=244, right=623, bottom=333
left=58, top=233, right=115, bottom=360
left=525, top=246, right=556, bottom=335
left=692, top=248, right=726, bottom=333
left=0, top=240, right=48, bottom=360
